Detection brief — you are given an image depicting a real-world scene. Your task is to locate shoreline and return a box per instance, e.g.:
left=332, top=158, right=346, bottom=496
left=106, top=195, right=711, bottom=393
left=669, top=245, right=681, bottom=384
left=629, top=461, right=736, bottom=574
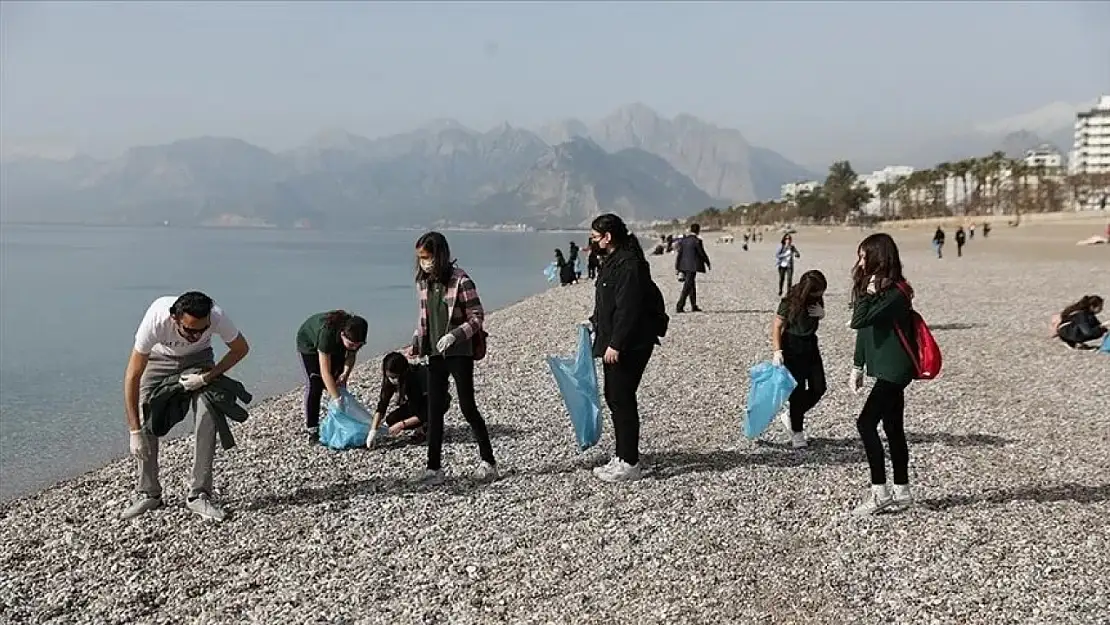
left=2, top=231, right=1108, bottom=623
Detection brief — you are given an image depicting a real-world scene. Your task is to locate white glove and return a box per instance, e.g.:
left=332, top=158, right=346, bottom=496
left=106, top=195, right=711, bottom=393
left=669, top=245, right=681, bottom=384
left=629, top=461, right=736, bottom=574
left=866, top=276, right=877, bottom=294
left=849, top=367, right=864, bottom=395
left=808, top=304, right=825, bottom=319
left=771, top=350, right=784, bottom=366
left=580, top=320, right=594, bottom=333
left=435, top=333, right=456, bottom=353
left=328, top=394, right=347, bottom=413
left=180, top=373, right=208, bottom=392
left=129, top=430, right=149, bottom=461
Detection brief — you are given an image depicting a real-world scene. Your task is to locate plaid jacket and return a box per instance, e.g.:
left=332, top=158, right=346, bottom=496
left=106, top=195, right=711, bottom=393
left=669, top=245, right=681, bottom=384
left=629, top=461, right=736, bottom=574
left=412, top=267, right=485, bottom=356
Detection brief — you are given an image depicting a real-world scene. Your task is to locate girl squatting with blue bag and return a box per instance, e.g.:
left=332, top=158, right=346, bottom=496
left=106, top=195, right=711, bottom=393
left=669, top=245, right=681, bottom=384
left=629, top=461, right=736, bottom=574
left=770, top=270, right=828, bottom=449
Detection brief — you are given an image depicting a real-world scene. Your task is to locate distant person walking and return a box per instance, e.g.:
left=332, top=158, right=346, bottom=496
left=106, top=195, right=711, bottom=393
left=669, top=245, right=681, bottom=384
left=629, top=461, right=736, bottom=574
left=121, top=291, right=250, bottom=521
left=587, top=241, right=600, bottom=280
left=770, top=270, right=828, bottom=448
left=932, top=227, right=945, bottom=258
left=583, top=213, right=662, bottom=483
left=954, top=227, right=967, bottom=257
left=969, top=223, right=976, bottom=240
left=848, top=233, right=917, bottom=516
left=568, top=241, right=581, bottom=280
left=982, top=222, right=991, bottom=238
left=1052, top=295, right=1108, bottom=350
left=774, top=234, right=801, bottom=296
left=296, top=310, right=368, bottom=443
left=411, top=231, right=497, bottom=486
left=675, top=223, right=711, bottom=313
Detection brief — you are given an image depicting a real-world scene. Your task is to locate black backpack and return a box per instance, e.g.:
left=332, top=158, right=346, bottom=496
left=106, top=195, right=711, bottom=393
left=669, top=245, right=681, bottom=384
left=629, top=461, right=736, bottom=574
left=644, top=278, right=670, bottom=339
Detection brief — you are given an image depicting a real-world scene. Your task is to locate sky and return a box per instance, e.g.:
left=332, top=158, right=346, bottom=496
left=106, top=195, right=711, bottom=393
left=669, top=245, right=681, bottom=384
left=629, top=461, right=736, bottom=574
left=2, top=1, right=1108, bottom=168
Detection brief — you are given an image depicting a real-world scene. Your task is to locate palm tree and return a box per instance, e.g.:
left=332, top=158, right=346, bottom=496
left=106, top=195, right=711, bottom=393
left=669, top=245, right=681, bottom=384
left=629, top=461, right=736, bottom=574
left=935, top=162, right=953, bottom=213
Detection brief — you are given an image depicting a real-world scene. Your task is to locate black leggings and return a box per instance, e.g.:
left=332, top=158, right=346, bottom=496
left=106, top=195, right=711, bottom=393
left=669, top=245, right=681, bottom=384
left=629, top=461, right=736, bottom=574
left=782, top=340, right=826, bottom=432
left=602, top=346, right=654, bottom=466
left=856, top=379, right=910, bottom=485
left=299, top=352, right=344, bottom=429
left=777, top=265, right=794, bottom=295
left=425, top=355, right=495, bottom=470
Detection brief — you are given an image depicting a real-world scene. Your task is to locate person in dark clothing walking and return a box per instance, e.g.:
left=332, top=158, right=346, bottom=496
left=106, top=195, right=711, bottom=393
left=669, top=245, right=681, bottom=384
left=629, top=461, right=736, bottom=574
left=848, top=233, right=917, bottom=516
left=296, top=310, right=368, bottom=443
left=582, top=213, right=660, bottom=483
left=932, top=227, right=945, bottom=258
left=411, top=231, right=497, bottom=486
left=770, top=270, right=828, bottom=448
left=587, top=241, right=600, bottom=279
left=674, top=223, right=711, bottom=313
left=568, top=241, right=581, bottom=280
left=954, top=227, right=967, bottom=257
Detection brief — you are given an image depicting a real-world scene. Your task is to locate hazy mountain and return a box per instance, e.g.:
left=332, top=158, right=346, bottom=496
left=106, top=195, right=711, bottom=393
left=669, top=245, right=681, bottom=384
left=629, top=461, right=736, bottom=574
left=473, top=137, right=714, bottom=227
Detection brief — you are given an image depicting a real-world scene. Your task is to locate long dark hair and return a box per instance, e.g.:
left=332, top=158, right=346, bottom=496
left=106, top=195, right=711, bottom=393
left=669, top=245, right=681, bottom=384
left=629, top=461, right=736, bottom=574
left=1060, top=295, right=1104, bottom=319
left=590, top=213, right=646, bottom=262
left=414, top=231, right=456, bottom=284
left=555, top=249, right=566, bottom=265
left=783, top=270, right=827, bottom=323
left=852, top=233, right=905, bottom=301
left=323, top=310, right=368, bottom=343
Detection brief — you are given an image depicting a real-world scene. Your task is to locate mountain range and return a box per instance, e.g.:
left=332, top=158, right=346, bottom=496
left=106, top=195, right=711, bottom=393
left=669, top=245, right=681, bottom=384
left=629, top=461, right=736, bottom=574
left=0, top=104, right=817, bottom=229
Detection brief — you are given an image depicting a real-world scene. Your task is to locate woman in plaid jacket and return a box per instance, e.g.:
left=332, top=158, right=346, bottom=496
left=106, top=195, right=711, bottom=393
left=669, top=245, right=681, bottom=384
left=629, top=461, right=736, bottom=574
left=410, top=231, right=497, bottom=486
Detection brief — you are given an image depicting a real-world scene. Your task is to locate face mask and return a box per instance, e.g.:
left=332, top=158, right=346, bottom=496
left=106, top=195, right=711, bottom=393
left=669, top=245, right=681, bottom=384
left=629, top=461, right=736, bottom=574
left=419, top=259, right=435, bottom=273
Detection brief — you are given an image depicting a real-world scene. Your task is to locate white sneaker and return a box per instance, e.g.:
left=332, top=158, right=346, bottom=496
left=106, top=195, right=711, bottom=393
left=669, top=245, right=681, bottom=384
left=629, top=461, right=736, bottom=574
left=777, top=406, right=792, bottom=433
left=121, top=495, right=163, bottom=520
left=791, top=432, right=808, bottom=449
left=422, top=468, right=445, bottom=486
left=596, top=459, right=642, bottom=483
left=186, top=493, right=226, bottom=522
left=592, top=457, right=621, bottom=479
left=852, top=484, right=892, bottom=517
left=473, top=461, right=498, bottom=482
left=891, top=484, right=913, bottom=511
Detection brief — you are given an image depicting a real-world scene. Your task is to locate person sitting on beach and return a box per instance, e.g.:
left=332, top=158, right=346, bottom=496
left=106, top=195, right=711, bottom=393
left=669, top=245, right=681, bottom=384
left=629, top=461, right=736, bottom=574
left=771, top=270, right=828, bottom=449
left=848, top=234, right=917, bottom=516
left=296, top=310, right=368, bottom=444
left=369, top=352, right=439, bottom=445
left=582, top=213, right=661, bottom=483
left=774, top=234, right=801, bottom=296
left=410, top=231, right=498, bottom=485
left=555, top=249, right=576, bottom=286
left=1052, top=295, right=1108, bottom=350
left=122, top=291, right=250, bottom=521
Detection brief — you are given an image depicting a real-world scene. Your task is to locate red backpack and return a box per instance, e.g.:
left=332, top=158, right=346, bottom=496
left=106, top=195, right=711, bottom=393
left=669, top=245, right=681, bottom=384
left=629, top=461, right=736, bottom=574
left=892, top=282, right=942, bottom=380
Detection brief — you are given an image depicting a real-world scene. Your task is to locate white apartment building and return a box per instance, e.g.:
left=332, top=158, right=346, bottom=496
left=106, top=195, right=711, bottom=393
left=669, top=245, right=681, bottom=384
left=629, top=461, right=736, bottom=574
left=780, top=180, right=819, bottom=201
left=858, top=166, right=914, bottom=216
left=1071, top=94, right=1110, bottom=210
left=1023, top=144, right=1064, bottom=170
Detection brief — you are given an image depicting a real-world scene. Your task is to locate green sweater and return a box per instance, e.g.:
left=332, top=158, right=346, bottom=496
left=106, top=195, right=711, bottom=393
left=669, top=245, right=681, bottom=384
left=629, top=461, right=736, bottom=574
left=851, top=286, right=915, bottom=385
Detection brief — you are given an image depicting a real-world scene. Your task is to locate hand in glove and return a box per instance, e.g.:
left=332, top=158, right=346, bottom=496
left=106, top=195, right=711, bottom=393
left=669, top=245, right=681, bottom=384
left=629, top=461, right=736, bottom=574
left=179, top=373, right=208, bottom=392
left=327, top=394, right=347, bottom=413
left=771, top=350, right=784, bottom=366
left=808, top=304, right=825, bottom=319
left=435, top=333, right=456, bottom=354
left=129, top=430, right=149, bottom=461
left=866, top=276, right=878, bottom=294
left=849, top=367, right=865, bottom=395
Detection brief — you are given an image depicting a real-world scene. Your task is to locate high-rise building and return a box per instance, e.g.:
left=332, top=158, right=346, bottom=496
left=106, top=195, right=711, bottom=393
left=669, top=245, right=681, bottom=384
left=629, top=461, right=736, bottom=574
left=1070, top=95, right=1110, bottom=210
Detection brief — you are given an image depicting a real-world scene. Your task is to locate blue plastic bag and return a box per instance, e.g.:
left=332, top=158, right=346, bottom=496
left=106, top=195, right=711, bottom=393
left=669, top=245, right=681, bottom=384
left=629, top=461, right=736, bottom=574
left=546, top=325, right=602, bottom=450
left=574, top=257, right=582, bottom=276
left=1100, top=333, right=1110, bottom=353
left=743, top=362, right=797, bottom=439
left=319, top=389, right=378, bottom=450
left=544, top=262, right=558, bottom=283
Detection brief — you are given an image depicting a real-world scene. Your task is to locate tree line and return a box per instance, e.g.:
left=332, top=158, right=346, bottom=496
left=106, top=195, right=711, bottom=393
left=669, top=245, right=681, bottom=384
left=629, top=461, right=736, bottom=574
left=674, top=151, right=1110, bottom=229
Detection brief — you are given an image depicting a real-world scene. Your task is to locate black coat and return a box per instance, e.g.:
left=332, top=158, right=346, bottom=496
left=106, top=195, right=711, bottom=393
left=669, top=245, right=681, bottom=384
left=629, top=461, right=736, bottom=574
left=590, top=247, right=658, bottom=357
left=675, top=235, right=711, bottom=273
left=142, top=370, right=252, bottom=449
left=1058, top=311, right=1106, bottom=344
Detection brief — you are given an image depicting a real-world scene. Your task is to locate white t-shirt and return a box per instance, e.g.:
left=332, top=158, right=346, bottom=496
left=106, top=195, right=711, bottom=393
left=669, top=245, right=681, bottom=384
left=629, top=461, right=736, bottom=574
left=133, top=296, right=240, bottom=357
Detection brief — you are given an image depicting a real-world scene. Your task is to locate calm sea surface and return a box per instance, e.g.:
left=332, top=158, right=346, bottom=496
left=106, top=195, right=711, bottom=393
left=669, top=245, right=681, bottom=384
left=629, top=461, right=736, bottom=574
left=0, top=224, right=583, bottom=500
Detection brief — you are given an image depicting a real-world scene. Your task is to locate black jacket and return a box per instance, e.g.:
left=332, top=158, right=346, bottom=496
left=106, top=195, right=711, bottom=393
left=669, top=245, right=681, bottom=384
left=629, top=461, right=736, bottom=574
left=1058, top=311, right=1106, bottom=344
left=590, top=247, right=659, bottom=357
left=142, top=369, right=252, bottom=449
left=675, top=235, right=711, bottom=273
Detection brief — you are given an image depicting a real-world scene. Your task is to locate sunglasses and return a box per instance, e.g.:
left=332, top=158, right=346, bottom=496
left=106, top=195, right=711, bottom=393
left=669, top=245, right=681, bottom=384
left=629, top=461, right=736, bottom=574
left=177, top=322, right=209, bottom=338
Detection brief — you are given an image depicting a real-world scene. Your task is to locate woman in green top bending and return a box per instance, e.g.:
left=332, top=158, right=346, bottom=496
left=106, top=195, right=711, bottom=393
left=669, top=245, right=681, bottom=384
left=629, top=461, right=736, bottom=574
left=770, top=270, right=827, bottom=449
left=296, top=310, right=368, bottom=443
left=848, top=233, right=916, bottom=516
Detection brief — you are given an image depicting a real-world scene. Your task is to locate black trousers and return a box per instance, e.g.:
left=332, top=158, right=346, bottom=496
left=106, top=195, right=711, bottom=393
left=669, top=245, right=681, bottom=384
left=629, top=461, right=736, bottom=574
left=299, top=352, right=344, bottom=429
left=677, top=271, right=698, bottom=310
left=777, top=265, right=794, bottom=295
left=782, top=338, right=827, bottom=433
left=425, top=355, right=495, bottom=471
left=856, top=378, right=910, bottom=485
left=602, top=346, right=654, bottom=466
left=956, top=242, right=964, bottom=257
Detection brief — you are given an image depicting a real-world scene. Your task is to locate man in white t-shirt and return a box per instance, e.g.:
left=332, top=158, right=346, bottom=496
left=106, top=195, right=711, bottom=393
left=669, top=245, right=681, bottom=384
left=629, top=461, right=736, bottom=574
left=121, top=291, right=250, bottom=521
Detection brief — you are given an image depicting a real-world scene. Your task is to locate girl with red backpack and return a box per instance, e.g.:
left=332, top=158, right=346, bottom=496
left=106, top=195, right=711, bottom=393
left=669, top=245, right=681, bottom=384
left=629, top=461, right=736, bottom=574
left=847, top=233, right=918, bottom=516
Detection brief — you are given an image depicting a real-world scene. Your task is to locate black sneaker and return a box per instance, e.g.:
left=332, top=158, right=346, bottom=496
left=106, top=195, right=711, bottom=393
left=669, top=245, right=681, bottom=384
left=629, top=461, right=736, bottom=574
left=307, top=427, right=320, bottom=445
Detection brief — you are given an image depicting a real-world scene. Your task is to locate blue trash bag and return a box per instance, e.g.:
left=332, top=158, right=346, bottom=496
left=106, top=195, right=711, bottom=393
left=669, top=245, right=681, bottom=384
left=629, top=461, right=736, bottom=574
left=319, top=389, right=376, bottom=450
left=1100, top=333, right=1110, bottom=353
left=574, top=257, right=582, bottom=275
left=545, top=325, right=603, bottom=450
left=544, top=262, right=558, bottom=282
left=743, top=361, right=797, bottom=439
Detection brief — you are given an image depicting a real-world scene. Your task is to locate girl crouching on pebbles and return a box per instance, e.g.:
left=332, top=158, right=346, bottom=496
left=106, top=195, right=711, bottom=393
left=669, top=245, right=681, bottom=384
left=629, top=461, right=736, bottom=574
left=770, top=270, right=828, bottom=448
left=1052, top=295, right=1107, bottom=349
left=848, top=233, right=917, bottom=516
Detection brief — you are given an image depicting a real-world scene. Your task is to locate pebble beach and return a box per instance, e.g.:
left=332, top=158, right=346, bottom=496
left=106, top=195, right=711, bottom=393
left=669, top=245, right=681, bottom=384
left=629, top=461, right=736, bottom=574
left=1, top=224, right=1108, bottom=625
